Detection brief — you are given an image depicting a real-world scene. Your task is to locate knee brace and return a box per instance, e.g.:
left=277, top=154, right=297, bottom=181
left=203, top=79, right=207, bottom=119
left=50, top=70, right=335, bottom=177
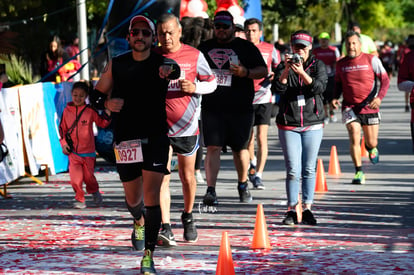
left=126, top=199, right=145, bottom=221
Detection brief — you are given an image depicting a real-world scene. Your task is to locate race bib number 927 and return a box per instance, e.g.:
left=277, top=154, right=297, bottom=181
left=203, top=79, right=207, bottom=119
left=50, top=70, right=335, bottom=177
left=114, top=139, right=143, bottom=164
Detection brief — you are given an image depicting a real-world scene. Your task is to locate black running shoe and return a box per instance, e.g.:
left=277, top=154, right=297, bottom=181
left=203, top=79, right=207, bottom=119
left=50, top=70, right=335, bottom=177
left=131, top=221, right=145, bottom=250
left=181, top=212, right=198, bottom=242
left=203, top=187, right=218, bottom=206
left=237, top=181, right=252, bottom=203
left=157, top=227, right=177, bottom=247
left=302, top=209, right=317, bottom=225
left=282, top=210, right=298, bottom=225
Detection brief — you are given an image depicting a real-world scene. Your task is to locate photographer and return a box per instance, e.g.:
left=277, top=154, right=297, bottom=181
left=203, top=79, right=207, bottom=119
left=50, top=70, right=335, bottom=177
left=271, top=30, right=327, bottom=226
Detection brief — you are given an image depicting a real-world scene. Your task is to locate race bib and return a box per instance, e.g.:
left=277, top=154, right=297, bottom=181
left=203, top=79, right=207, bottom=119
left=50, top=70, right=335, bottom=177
left=342, top=107, right=357, bottom=124
left=297, top=95, right=305, bottom=106
left=114, top=139, right=143, bottom=164
left=212, top=69, right=232, bottom=87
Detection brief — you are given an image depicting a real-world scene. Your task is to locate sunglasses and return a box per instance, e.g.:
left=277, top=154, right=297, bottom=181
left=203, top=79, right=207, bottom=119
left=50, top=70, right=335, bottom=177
left=214, top=24, right=231, bottom=30
left=130, top=28, right=152, bottom=38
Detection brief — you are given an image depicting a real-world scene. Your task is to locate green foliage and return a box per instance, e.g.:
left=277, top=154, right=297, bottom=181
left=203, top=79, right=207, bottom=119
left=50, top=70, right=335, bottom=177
left=261, top=0, right=341, bottom=42
left=0, top=54, right=38, bottom=86
left=205, top=0, right=218, bottom=17
left=259, top=0, right=412, bottom=43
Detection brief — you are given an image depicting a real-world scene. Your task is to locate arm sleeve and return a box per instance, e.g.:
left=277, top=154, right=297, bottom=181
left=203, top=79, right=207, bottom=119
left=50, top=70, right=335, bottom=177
left=195, top=52, right=217, bottom=95
left=371, top=56, right=390, bottom=100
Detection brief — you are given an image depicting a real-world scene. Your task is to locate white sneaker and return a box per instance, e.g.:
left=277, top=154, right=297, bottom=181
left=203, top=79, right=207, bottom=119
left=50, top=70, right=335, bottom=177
left=73, top=201, right=86, bottom=209
left=195, top=171, right=205, bottom=184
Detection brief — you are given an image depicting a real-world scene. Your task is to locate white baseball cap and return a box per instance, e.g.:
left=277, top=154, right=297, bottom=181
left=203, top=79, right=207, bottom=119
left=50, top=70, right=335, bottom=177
left=129, top=15, right=155, bottom=34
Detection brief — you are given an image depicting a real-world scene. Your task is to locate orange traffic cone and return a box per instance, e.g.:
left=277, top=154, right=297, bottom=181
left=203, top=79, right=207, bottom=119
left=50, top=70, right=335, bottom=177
left=216, top=231, right=235, bottom=275
left=361, top=136, right=368, bottom=157
left=315, top=158, right=328, bottom=192
left=251, top=204, right=271, bottom=249
left=328, top=145, right=341, bottom=176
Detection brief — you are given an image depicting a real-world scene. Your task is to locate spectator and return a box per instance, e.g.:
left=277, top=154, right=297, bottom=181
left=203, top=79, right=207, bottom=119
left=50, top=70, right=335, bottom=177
left=40, top=36, right=69, bottom=82
left=65, top=35, right=80, bottom=62
left=271, top=30, right=327, bottom=225
left=59, top=81, right=111, bottom=209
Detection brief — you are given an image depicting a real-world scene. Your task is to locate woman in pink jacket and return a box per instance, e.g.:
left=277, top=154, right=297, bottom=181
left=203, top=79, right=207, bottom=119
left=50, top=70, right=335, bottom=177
left=59, top=82, right=111, bottom=209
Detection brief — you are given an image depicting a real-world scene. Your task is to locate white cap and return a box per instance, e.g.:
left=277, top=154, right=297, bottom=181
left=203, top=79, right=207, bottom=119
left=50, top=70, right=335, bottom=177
left=129, top=15, right=155, bottom=34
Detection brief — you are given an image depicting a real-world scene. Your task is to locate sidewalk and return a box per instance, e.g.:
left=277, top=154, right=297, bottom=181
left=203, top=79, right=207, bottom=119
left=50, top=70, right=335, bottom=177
left=0, top=78, right=413, bottom=274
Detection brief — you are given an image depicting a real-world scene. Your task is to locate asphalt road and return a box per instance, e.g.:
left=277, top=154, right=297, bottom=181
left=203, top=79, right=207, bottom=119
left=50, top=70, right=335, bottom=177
left=0, top=78, right=413, bottom=274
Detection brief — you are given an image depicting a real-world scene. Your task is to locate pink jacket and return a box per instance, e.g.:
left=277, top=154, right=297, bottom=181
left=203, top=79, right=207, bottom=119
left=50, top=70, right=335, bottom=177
left=59, top=103, right=111, bottom=154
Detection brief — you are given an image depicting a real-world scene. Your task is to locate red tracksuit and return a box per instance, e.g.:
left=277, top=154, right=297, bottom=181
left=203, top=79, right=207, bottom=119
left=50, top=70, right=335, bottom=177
left=59, top=103, right=111, bottom=202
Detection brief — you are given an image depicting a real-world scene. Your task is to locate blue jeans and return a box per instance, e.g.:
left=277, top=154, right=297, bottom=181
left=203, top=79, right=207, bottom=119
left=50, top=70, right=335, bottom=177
left=278, top=128, right=323, bottom=207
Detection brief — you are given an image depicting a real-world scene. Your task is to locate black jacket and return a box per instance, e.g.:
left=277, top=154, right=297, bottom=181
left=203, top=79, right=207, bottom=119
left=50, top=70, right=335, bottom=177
left=271, top=55, right=327, bottom=127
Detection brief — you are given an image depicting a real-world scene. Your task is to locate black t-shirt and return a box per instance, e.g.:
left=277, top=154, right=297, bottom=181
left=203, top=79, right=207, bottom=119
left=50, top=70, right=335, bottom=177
left=111, top=51, right=178, bottom=141
left=198, top=37, right=266, bottom=113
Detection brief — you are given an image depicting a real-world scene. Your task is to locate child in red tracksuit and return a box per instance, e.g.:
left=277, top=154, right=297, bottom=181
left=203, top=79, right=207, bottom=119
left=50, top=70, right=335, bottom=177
left=59, top=81, right=111, bottom=209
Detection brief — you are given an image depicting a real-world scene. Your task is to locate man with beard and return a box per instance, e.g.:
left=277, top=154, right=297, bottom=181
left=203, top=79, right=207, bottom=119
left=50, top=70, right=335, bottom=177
left=91, top=15, right=180, bottom=274
left=198, top=11, right=267, bottom=205
left=332, top=31, right=389, bottom=184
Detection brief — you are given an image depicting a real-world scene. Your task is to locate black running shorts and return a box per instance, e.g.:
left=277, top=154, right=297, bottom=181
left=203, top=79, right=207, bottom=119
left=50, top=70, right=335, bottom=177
left=253, top=103, right=273, bottom=126
left=116, top=135, right=170, bottom=182
left=169, top=135, right=199, bottom=156
left=202, top=110, right=253, bottom=151
left=355, top=112, right=381, bottom=126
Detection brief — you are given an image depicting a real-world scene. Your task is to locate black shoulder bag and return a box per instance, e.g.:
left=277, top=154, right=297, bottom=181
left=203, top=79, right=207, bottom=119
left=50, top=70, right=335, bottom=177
left=65, top=105, right=88, bottom=153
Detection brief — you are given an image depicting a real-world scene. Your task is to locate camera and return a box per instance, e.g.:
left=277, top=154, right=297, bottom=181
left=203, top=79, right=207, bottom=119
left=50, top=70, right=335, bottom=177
left=288, top=53, right=302, bottom=64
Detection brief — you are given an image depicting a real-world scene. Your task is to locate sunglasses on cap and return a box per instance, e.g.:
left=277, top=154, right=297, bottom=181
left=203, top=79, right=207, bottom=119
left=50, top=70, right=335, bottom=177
left=130, top=28, right=152, bottom=37
left=214, top=24, right=231, bottom=30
